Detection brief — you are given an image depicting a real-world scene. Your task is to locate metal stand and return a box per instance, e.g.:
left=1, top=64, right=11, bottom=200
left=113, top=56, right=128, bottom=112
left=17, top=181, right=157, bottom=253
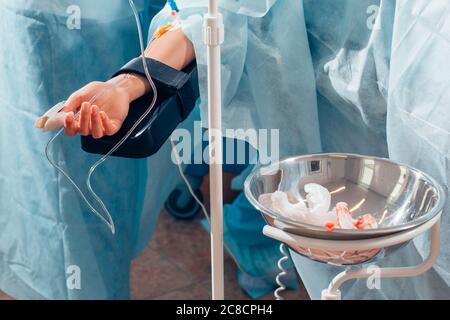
left=204, top=0, right=225, bottom=300
left=263, top=213, right=442, bottom=300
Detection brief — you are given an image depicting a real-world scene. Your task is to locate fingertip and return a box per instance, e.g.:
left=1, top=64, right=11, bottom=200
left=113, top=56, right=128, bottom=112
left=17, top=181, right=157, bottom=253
left=64, top=123, right=77, bottom=137
left=64, top=115, right=72, bottom=126
left=90, top=106, right=96, bottom=120
left=81, top=102, right=91, bottom=113
left=63, top=93, right=81, bottom=112
left=79, top=102, right=91, bottom=135
left=91, top=105, right=99, bottom=118
left=100, top=112, right=115, bottom=136
left=91, top=106, right=104, bottom=139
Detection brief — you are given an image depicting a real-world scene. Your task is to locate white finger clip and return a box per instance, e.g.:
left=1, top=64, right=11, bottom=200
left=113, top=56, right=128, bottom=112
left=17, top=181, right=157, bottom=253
left=35, top=101, right=68, bottom=132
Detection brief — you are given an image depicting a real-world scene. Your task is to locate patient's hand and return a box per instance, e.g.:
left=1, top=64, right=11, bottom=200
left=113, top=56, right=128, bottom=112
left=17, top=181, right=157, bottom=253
left=62, top=28, right=194, bottom=139
left=63, top=74, right=149, bottom=138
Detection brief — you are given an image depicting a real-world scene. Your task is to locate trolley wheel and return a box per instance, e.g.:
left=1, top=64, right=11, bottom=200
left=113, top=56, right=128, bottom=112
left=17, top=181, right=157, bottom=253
left=165, top=188, right=204, bottom=220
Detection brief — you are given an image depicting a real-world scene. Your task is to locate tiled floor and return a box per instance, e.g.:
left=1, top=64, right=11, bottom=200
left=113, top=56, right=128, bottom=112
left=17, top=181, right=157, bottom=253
left=130, top=210, right=309, bottom=300
left=0, top=292, right=11, bottom=300
left=130, top=173, right=309, bottom=300
left=0, top=175, right=309, bottom=301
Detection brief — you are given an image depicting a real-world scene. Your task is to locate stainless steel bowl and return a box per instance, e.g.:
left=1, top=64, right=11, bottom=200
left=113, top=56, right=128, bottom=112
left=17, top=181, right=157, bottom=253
left=245, top=153, right=445, bottom=241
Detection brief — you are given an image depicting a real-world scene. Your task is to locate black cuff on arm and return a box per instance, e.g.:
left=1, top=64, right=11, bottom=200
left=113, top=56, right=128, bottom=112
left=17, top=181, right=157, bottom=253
left=112, top=57, right=198, bottom=118
left=80, top=57, right=199, bottom=159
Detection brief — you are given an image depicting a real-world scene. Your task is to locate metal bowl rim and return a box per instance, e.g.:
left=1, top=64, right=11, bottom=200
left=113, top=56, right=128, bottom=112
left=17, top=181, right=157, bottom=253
left=244, top=152, right=446, bottom=237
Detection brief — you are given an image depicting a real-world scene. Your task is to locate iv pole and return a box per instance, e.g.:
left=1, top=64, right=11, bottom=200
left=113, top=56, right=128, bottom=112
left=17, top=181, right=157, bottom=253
left=203, top=0, right=225, bottom=299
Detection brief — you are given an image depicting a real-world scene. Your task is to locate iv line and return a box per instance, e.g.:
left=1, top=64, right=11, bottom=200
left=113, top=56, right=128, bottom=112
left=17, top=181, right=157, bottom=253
left=45, top=0, right=158, bottom=234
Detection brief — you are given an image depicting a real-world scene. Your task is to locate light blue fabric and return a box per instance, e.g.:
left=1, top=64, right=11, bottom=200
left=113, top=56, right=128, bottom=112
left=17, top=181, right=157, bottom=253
left=0, top=0, right=187, bottom=299
left=150, top=0, right=322, bottom=159
left=195, top=139, right=298, bottom=298
left=386, top=0, right=450, bottom=296
left=223, top=192, right=299, bottom=299
left=306, top=0, right=392, bottom=157
left=151, top=0, right=450, bottom=299
left=292, top=0, right=450, bottom=300
left=3, top=0, right=449, bottom=300
left=158, top=0, right=278, bottom=18
left=150, top=0, right=321, bottom=298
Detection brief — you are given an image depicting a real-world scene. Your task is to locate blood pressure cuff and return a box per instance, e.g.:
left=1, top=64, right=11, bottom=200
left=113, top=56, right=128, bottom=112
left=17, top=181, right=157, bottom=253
left=80, top=57, right=199, bottom=158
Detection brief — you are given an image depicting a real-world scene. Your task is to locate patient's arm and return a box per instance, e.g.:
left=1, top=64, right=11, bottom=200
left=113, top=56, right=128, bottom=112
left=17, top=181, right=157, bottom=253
left=63, top=29, right=195, bottom=138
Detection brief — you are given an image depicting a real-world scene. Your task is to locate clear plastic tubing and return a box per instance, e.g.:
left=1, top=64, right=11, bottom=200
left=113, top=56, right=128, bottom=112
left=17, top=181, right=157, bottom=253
left=45, top=0, right=158, bottom=234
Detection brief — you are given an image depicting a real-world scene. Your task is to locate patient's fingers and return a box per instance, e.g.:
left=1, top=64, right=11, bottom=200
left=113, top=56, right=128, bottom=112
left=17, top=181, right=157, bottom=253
left=100, top=111, right=117, bottom=136
left=63, top=92, right=82, bottom=113
left=91, top=106, right=104, bottom=139
left=64, top=112, right=79, bottom=137
left=79, top=102, right=91, bottom=136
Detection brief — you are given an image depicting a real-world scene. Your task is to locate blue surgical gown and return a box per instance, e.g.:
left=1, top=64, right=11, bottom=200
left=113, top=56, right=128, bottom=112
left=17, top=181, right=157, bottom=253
left=0, top=0, right=196, bottom=300
left=149, top=0, right=321, bottom=298
left=150, top=0, right=450, bottom=299
left=292, top=0, right=450, bottom=299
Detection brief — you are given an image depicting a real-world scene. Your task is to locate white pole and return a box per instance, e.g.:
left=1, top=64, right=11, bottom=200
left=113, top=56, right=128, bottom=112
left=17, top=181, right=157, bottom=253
left=204, top=0, right=225, bottom=300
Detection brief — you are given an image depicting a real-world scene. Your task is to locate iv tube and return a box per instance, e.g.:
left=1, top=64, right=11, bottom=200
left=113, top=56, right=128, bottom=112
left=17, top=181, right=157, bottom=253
left=45, top=0, right=158, bottom=234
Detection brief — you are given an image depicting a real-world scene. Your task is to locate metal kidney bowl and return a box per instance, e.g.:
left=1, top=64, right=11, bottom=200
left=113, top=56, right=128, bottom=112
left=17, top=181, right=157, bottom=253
left=244, top=153, right=445, bottom=242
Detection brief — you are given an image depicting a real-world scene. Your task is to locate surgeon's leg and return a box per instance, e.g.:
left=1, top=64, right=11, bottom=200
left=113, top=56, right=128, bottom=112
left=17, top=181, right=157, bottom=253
left=224, top=193, right=300, bottom=298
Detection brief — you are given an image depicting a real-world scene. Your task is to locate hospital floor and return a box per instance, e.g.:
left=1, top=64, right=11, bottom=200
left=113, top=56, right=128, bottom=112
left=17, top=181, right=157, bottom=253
left=0, top=175, right=309, bottom=300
